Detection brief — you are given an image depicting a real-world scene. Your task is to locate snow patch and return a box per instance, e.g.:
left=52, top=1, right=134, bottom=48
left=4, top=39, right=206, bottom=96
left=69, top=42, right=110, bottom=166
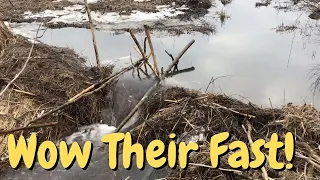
left=24, top=5, right=186, bottom=25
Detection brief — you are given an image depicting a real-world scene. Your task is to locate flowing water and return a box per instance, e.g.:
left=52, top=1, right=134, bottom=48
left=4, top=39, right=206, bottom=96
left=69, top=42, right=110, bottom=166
left=4, top=0, right=320, bottom=179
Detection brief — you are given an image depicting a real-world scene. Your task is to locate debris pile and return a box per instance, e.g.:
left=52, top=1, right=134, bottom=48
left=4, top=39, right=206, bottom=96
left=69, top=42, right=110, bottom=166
left=131, top=87, right=320, bottom=179
left=0, top=21, right=113, bottom=172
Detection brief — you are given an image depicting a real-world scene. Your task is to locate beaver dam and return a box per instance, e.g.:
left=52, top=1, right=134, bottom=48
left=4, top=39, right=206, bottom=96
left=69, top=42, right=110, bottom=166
left=1, top=0, right=320, bottom=179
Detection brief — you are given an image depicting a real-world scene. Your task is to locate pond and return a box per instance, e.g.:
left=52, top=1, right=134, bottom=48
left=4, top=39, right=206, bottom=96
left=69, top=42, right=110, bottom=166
left=4, top=0, right=320, bottom=179
left=11, top=0, right=320, bottom=109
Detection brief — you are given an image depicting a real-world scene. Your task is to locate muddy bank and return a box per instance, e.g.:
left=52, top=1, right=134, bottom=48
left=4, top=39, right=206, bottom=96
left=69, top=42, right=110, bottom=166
left=1, top=0, right=216, bottom=34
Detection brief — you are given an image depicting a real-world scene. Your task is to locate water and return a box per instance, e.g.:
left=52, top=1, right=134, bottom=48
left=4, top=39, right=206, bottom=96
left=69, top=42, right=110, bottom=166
left=11, top=0, right=320, bottom=109
left=4, top=0, right=320, bottom=179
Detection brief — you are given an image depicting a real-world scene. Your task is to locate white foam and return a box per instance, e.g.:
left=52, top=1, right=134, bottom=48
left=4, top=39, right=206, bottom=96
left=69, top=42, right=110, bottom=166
left=65, top=124, right=116, bottom=147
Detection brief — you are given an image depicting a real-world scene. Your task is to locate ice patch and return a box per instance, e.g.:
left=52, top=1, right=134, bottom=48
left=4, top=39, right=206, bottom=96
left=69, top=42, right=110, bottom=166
left=6, top=22, right=43, bottom=44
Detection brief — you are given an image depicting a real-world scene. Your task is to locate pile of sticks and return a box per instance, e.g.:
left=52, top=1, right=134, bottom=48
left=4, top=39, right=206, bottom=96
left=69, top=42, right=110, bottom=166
left=0, top=0, right=196, bottom=135
left=0, top=23, right=195, bottom=135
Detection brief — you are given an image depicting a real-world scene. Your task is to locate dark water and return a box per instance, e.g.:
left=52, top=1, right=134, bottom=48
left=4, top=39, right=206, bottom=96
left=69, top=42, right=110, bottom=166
left=5, top=0, right=320, bottom=179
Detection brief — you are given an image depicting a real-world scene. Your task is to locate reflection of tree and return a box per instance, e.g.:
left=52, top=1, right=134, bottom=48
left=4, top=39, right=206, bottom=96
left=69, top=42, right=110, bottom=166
left=258, top=0, right=320, bottom=94
left=308, top=64, right=320, bottom=95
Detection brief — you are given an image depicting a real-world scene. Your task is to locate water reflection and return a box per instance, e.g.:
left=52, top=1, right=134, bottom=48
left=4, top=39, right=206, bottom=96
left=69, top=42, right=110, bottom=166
left=11, top=0, right=320, bottom=109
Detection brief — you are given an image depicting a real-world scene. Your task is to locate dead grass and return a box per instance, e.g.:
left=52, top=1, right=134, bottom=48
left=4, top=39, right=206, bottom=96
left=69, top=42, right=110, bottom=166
left=0, top=23, right=113, bottom=173
left=131, top=87, right=320, bottom=180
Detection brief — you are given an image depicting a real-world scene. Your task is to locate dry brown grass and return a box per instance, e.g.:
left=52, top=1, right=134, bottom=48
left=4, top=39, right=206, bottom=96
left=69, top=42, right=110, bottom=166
left=0, top=23, right=113, bottom=173
left=131, top=87, right=320, bottom=180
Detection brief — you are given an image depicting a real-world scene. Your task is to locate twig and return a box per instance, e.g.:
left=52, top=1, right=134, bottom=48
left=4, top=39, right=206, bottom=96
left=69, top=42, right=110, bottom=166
left=8, top=0, right=14, bottom=7
left=143, top=37, right=148, bottom=73
left=0, top=122, right=58, bottom=135
left=296, top=152, right=320, bottom=171
left=115, top=39, right=195, bottom=132
left=129, top=30, right=145, bottom=59
left=269, top=98, right=276, bottom=120
left=12, top=89, right=36, bottom=96
left=205, top=75, right=232, bottom=93
left=199, top=103, right=256, bottom=119
left=189, top=163, right=243, bottom=175
left=129, top=30, right=159, bottom=78
left=84, top=0, right=101, bottom=68
left=244, top=120, right=269, bottom=180
left=166, top=67, right=195, bottom=77
left=144, top=25, right=160, bottom=77
left=165, top=50, right=177, bottom=71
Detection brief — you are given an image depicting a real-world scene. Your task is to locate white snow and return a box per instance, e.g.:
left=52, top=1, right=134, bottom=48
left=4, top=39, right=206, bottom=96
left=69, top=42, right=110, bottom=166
left=187, top=133, right=205, bottom=143
left=24, top=5, right=186, bottom=26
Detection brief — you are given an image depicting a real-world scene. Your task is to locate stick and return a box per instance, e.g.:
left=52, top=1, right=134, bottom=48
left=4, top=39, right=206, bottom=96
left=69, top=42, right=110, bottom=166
left=163, top=40, right=195, bottom=76
left=189, top=163, right=243, bottom=175
left=199, top=103, right=256, bottom=119
left=166, top=67, right=195, bottom=77
left=244, top=120, right=269, bottom=180
left=0, top=122, right=58, bottom=135
left=144, top=25, right=160, bottom=77
left=129, top=30, right=158, bottom=78
left=165, top=50, right=178, bottom=71
left=114, top=39, right=195, bottom=132
left=129, top=30, right=145, bottom=59
left=84, top=0, right=101, bottom=68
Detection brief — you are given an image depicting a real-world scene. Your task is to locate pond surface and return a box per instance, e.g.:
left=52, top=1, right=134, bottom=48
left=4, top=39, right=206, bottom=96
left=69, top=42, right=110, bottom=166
left=12, top=0, right=320, bottom=109
left=5, top=0, right=320, bottom=179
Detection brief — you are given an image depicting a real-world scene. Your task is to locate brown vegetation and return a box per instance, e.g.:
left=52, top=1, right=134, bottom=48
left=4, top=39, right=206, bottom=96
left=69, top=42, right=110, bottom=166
left=0, top=21, right=113, bottom=173
left=131, top=87, right=320, bottom=179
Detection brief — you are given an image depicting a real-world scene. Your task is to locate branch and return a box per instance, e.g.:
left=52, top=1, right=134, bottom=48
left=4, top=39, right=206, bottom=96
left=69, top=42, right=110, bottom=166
left=114, top=39, right=195, bottom=132
left=0, top=122, right=58, bottom=135
left=144, top=25, right=160, bottom=77
left=244, top=120, right=269, bottom=180
left=84, top=0, right=101, bottom=68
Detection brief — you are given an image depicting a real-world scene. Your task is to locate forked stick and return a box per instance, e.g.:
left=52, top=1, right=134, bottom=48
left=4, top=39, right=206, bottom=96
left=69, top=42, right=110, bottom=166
left=115, top=39, right=195, bottom=132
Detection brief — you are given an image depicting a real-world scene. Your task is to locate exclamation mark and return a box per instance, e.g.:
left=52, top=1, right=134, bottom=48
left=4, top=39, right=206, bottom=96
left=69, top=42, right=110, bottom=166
left=285, top=132, right=295, bottom=169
